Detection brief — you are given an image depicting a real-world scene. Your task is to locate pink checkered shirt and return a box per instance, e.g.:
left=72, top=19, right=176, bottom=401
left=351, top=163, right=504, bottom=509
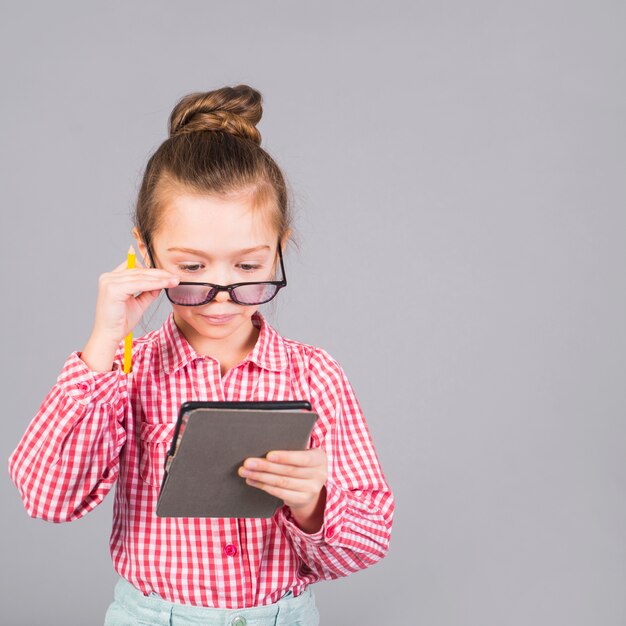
left=8, top=310, right=394, bottom=608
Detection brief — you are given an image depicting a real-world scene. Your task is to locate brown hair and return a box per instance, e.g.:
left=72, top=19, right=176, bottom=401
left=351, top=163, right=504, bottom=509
left=133, top=85, right=295, bottom=260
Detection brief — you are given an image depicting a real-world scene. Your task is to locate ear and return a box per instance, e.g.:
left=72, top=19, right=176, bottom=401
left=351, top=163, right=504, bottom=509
left=132, top=227, right=152, bottom=268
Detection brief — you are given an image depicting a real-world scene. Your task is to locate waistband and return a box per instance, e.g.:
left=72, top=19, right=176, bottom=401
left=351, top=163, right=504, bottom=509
left=112, top=575, right=316, bottom=626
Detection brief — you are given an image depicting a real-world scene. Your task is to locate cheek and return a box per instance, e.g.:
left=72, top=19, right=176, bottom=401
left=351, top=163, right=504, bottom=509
left=240, top=306, right=259, bottom=319
left=172, top=306, right=198, bottom=325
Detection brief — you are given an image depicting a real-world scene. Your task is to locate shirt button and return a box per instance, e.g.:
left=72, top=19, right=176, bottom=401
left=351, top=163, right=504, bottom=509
left=224, top=543, right=237, bottom=557
left=231, top=617, right=247, bottom=626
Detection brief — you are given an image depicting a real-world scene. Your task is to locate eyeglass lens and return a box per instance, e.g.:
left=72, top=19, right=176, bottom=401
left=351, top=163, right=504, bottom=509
left=167, top=282, right=279, bottom=306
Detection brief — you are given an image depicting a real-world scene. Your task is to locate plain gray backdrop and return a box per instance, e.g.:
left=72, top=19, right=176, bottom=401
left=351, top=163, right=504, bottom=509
left=1, top=1, right=625, bottom=625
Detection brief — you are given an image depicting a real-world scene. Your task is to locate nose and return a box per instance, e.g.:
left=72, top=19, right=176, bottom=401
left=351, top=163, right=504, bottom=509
left=213, top=288, right=233, bottom=303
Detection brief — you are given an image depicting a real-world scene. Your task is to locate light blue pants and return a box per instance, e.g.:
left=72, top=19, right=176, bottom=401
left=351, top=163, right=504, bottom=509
left=104, top=576, right=320, bottom=626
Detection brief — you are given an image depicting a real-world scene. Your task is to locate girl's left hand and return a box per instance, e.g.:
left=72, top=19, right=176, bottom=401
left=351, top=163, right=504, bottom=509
left=238, top=448, right=328, bottom=512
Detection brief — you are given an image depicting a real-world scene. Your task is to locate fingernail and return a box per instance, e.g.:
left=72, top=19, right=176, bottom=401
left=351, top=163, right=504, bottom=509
left=245, top=460, right=257, bottom=469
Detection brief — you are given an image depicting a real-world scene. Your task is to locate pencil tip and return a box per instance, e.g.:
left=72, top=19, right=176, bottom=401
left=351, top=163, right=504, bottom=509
left=128, top=244, right=136, bottom=255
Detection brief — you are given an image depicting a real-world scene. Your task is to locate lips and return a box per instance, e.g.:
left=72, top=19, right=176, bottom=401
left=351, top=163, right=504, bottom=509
left=201, top=313, right=237, bottom=323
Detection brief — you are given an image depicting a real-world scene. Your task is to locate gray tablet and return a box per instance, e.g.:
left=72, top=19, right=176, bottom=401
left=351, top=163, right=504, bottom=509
left=156, top=401, right=318, bottom=518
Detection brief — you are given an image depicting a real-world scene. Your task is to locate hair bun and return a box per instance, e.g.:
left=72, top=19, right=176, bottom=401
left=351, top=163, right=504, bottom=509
left=168, top=85, right=263, bottom=145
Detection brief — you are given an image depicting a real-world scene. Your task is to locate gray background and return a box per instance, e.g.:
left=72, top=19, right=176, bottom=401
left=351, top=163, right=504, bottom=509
left=1, top=1, right=625, bottom=624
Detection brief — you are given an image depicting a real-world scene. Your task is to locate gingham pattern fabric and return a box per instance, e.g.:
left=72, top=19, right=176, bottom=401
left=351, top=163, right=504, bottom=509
left=8, top=310, right=394, bottom=608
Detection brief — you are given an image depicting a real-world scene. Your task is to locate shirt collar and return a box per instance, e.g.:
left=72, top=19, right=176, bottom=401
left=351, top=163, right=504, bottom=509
left=160, top=310, right=289, bottom=376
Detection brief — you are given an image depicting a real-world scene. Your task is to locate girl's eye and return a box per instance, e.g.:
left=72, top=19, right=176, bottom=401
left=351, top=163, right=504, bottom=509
left=177, top=263, right=261, bottom=273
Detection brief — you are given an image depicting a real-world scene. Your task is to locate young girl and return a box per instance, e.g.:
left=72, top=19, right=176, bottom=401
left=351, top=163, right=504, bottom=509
left=8, top=84, right=394, bottom=625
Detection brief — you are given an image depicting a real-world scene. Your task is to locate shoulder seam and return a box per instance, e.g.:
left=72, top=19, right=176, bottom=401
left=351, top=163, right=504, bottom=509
left=281, top=337, right=318, bottom=354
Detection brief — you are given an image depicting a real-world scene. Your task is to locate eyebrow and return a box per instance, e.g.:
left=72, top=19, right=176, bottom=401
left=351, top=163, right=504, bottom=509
left=166, top=245, right=271, bottom=256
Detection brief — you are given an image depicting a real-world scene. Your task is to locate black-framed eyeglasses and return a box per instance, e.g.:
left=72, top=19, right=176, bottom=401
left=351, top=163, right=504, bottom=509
left=143, top=236, right=287, bottom=306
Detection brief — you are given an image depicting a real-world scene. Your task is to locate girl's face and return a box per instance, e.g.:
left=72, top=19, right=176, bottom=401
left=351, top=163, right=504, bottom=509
left=134, top=190, right=283, bottom=348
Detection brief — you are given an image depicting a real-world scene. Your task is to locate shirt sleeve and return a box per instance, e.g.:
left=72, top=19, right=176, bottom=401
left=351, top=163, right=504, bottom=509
left=7, top=343, right=128, bottom=523
left=276, top=347, right=395, bottom=580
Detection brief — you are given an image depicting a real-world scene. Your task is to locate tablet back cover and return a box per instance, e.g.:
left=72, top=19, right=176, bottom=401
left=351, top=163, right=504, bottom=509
left=156, top=408, right=318, bottom=518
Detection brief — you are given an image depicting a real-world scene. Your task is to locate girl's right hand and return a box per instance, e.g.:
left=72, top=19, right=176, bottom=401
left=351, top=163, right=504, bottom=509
left=91, top=257, right=180, bottom=343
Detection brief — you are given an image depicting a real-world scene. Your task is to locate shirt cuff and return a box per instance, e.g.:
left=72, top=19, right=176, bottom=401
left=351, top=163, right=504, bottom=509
left=56, top=350, right=124, bottom=405
left=279, top=479, right=347, bottom=546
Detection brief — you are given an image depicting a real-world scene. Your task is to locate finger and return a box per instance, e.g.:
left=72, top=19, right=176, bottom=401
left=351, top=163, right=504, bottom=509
left=264, top=449, right=325, bottom=467
left=242, top=458, right=311, bottom=478
left=239, top=463, right=311, bottom=483
left=244, top=480, right=310, bottom=506
left=102, top=277, right=178, bottom=301
left=108, top=271, right=180, bottom=286
left=133, top=290, right=163, bottom=308
left=240, top=470, right=311, bottom=492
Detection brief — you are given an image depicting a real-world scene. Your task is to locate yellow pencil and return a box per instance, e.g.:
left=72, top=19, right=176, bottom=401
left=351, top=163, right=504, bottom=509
left=123, top=245, right=136, bottom=374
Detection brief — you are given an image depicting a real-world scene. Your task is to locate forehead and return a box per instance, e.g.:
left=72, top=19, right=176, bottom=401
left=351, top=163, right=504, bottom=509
left=156, top=192, right=276, bottom=252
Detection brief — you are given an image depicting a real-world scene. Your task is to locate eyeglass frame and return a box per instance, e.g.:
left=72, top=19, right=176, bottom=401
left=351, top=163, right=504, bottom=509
left=142, top=234, right=288, bottom=306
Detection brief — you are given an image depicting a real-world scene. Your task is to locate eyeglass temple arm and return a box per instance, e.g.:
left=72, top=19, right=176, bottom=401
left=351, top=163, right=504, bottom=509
left=277, top=238, right=287, bottom=285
